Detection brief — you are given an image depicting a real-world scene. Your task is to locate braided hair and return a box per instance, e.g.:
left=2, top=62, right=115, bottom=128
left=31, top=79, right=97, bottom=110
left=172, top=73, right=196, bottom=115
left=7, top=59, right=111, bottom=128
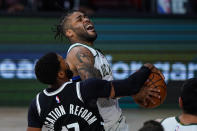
left=54, top=10, right=82, bottom=41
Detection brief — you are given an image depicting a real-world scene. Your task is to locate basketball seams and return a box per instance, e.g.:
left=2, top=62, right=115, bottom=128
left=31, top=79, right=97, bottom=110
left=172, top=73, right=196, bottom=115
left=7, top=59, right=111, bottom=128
left=146, top=73, right=163, bottom=87
left=144, top=71, right=167, bottom=108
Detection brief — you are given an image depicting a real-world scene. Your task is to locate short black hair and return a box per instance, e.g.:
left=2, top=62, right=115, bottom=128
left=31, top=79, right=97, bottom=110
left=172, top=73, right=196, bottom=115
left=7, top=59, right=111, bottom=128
left=181, top=78, right=197, bottom=115
left=139, top=120, right=164, bottom=131
left=54, top=10, right=84, bottom=41
left=35, top=52, right=60, bottom=85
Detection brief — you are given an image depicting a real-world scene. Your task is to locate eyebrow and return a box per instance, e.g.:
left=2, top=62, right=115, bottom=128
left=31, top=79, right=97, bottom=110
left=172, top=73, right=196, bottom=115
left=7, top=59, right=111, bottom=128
left=75, top=14, right=83, bottom=20
left=75, top=13, right=88, bottom=21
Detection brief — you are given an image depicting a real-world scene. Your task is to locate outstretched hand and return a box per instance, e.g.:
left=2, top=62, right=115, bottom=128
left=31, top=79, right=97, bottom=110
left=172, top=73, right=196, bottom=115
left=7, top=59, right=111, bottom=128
left=132, top=83, right=161, bottom=108
left=132, top=63, right=164, bottom=108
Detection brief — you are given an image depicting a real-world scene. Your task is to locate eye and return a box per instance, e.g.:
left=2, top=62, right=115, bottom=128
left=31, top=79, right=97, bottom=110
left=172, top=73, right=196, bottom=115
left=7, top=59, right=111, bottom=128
left=76, top=17, right=82, bottom=22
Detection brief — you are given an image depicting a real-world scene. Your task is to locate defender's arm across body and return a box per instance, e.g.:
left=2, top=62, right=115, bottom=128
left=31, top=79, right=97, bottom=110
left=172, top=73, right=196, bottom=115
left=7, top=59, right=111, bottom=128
left=80, top=66, right=159, bottom=101
left=66, top=46, right=101, bottom=80
left=79, top=65, right=160, bottom=103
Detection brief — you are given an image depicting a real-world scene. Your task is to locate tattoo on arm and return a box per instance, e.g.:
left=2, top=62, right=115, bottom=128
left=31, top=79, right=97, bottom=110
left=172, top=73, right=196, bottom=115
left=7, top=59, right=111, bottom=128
left=76, top=51, right=102, bottom=79
left=76, top=52, right=90, bottom=63
left=78, top=65, right=102, bottom=79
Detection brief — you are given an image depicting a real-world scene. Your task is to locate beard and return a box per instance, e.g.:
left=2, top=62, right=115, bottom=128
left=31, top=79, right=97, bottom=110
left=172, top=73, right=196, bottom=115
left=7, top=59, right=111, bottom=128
left=73, top=27, right=97, bottom=43
left=65, top=69, right=73, bottom=80
left=80, top=32, right=97, bottom=42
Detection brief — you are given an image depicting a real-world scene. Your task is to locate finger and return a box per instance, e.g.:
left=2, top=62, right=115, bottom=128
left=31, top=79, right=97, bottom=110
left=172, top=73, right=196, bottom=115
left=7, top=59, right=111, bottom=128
left=148, top=87, right=161, bottom=93
left=145, top=80, right=154, bottom=87
left=144, top=79, right=154, bottom=87
left=142, top=97, right=148, bottom=107
left=147, top=91, right=161, bottom=99
left=144, top=63, right=154, bottom=70
left=145, top=95, right=156, bottom=105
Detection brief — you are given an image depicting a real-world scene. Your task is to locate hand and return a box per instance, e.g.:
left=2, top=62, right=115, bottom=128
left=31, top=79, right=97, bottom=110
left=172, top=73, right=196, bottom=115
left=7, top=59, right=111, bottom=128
left=144, top=63, right=165, bottom=80
left=132, top=83, right=161, bottom=108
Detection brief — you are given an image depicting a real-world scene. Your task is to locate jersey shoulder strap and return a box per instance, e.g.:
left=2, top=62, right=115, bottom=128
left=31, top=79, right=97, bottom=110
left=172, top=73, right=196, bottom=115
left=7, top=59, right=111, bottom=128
left=35, top=92, right=41, bottom=117
left=76, top=82, right=84, bottom=103
left=67, top=43, right=97, bottom=56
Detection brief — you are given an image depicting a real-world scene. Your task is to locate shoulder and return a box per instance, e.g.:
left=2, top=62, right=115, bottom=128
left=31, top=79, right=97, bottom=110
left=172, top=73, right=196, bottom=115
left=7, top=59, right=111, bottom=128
left=67, top=43, right=96, bottom=58
left=28, top=98, right=38, bottom=118
left=66, top=45, right=95, bottom=65
left=68, top=45, right=91, bottom=55
left=29, top=98, right=37, bottom=109
left=161, top=116, right=176, bottom=125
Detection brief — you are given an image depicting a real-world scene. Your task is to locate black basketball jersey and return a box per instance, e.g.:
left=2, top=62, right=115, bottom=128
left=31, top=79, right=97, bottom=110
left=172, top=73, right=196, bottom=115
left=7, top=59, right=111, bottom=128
left=30, top=81, right=105, bottom=131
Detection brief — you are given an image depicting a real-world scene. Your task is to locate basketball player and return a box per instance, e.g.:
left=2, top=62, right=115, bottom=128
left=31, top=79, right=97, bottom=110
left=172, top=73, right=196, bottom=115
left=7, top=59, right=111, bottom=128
left=27, top=52, right=158, bottom=131
left=161, top=78, right=197, bottom=131
left=54, top=10, right=161, bottom=130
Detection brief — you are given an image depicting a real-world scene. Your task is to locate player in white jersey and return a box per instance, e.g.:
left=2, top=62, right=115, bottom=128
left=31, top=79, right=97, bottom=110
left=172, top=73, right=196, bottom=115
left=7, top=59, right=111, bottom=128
left=161, top=78, right=197, bottom=131
left=67, top=43, right=123, bottom=130
left=162, top=116, right=197, bottom=131
left=54, top=10, right=160, bottom=131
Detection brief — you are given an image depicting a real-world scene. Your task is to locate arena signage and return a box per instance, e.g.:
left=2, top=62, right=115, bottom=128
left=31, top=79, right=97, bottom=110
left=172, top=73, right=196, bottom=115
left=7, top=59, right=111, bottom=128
left=0, top=55, right=197, bottom=82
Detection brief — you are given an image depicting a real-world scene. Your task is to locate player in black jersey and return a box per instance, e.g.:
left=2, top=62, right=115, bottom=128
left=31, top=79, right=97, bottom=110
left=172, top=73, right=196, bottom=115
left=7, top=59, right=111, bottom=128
left=27, top=52, right=160, bottom=131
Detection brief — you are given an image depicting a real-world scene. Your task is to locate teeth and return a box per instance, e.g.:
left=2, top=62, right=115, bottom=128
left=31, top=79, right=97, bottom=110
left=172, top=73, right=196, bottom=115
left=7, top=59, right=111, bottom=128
left=86, top=24, right=93, bottom=30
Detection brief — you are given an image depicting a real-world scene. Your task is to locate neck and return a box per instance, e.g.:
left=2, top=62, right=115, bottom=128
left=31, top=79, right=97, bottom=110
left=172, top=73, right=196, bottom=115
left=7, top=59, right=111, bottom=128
left=71, top=40, right=94, bottom=46
left=50, top=80, right=67, bottom=89
left=179, top=113, right=197, bottom=124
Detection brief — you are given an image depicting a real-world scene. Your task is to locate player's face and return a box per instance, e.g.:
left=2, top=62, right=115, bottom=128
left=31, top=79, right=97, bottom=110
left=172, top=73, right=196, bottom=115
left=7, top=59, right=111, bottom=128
left=68, top=11, right=97, bottom=42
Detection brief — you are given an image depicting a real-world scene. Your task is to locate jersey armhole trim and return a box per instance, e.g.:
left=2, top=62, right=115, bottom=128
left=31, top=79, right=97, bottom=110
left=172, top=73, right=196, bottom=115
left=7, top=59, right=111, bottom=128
left=36, top=93, right=41, bottom=116
left=160, top=117, right=168, bottom=123
left=67, top=43, right=97, bottom=56
left=76, top=82, right=84, bottom=103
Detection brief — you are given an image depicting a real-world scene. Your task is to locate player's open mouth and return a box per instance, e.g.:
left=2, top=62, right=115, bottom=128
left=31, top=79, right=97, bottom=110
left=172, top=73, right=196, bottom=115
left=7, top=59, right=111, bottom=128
left=85, top=24, right=95, bottom=32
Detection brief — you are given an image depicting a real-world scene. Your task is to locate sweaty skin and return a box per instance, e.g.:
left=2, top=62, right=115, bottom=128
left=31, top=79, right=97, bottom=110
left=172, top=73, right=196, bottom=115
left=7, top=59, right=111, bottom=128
left=66, top=46, right=101, bottom=80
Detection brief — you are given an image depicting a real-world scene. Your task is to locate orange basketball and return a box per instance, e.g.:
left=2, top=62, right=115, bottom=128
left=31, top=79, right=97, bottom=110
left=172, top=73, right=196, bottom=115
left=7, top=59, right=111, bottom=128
left=143, top=72, right=167, bottom=108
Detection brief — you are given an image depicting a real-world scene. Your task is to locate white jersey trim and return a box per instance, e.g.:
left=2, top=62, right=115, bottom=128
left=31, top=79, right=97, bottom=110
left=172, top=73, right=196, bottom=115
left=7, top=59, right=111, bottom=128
left=43, top=81, right=72, bottom=96
left=76, top=82, right=84, bottom=103
left=67, top=43, right=97, bottom=56
left=36, top=93, right=41, bottom=116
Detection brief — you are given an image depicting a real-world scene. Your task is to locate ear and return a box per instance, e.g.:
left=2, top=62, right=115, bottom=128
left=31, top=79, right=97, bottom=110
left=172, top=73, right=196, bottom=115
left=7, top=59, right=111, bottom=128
left=58, top=71, right=65, bottom=79
left=65, top=29, right=73, bottom=38
left=179, top=97, right=183, bottom=109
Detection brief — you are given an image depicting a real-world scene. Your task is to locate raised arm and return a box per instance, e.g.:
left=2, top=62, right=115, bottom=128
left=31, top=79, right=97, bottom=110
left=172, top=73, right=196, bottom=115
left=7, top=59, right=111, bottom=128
left=79, top=64, right=161, bottom=105
left=79, top=65, right=151, bottom=101
left=66, top=46, right=101, bottom=80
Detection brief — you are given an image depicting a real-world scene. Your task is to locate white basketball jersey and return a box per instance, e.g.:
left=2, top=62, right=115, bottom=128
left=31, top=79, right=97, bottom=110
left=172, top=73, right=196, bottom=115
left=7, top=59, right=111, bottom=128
left=161, top=116, right=197, bottom=131
left=67, top=43, right=122, bottom=127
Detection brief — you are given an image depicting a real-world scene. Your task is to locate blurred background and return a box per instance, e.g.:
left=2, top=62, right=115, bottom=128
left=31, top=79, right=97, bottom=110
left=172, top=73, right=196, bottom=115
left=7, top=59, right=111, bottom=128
left=0, top=0, right=197, bottom=130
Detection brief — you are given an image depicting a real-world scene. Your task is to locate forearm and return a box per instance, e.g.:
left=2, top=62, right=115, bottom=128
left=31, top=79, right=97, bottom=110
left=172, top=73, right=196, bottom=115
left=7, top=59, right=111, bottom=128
left=80, top=66, right=151, bottom=101
left=80, top=78, right=111, bottom=102
left=112, top=66, right=151, bottom=97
